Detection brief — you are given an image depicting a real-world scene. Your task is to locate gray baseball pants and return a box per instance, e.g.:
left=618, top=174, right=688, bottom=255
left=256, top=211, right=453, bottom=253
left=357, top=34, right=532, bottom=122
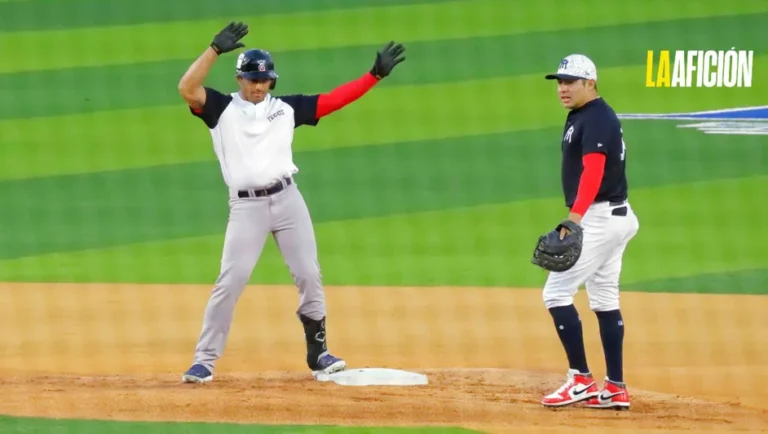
left=191, top=179, right=326, bottom=371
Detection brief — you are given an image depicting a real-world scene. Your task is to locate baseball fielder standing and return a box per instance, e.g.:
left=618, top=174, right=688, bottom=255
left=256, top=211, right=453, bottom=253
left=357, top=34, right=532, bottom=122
left=176, top=22, right=406, bottom=383
left=531, top=54, right=639, bottom=409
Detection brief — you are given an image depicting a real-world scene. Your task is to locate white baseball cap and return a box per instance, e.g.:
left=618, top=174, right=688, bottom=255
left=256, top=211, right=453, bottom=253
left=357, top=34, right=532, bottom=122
left=545, top=54, right=598, bottom=81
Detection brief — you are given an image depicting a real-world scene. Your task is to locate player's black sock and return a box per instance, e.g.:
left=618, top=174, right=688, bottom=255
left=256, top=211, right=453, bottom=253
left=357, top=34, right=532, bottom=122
left=299, top=314, right=328, bottom=369
left=548, top=305, right=590, bottom=374
left=595, top=309, right=625, bottom=383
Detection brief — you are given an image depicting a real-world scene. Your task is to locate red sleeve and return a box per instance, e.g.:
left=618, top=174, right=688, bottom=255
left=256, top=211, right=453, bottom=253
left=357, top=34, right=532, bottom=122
left=570, top=152, right=606, bottom=216
left=316, top=72, right=379, bottom=118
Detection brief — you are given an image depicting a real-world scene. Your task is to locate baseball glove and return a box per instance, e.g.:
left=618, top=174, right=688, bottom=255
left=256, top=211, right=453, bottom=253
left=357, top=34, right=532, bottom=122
left=531, top=220, right=584, bottom=272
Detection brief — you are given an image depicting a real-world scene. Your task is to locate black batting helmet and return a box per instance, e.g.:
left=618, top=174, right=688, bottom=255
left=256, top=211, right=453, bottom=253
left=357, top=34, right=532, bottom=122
left=235, top=49, right=278, bottom=89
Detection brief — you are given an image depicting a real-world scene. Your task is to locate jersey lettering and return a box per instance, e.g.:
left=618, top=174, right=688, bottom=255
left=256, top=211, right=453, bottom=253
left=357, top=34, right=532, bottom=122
left=620, top=128, right=626, bottom=161
left=560, top=98, right=628, bottom=207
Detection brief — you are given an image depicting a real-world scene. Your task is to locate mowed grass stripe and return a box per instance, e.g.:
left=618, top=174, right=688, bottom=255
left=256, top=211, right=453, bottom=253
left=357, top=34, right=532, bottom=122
left=305, top=176, right=768, bottom=289
left=624, top=268, right=768, bottom=295
left=0, top=76, right=561, bottom=181
left=0, top=0, right=459, bottom=31
left=0, top=0, right=506, bottom=73
left=4, top=0, right=767, bottom=73
left=0, top=130, right=556, bottom=260
left=1, top=176, right=765, bottom=294
left=2, top=13, right=766, bottom=120
left=0, top=121, right=765, bottom=260
left=0, top=416, right=479, bottom=434
left=3, top=52, right=768, bottom=182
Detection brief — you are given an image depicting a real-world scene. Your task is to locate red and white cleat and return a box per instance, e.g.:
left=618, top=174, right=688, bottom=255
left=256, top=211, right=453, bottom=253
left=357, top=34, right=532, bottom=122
left=584, top=378, right=631, bottom=410
left=541, top=369, right=600, bottom=407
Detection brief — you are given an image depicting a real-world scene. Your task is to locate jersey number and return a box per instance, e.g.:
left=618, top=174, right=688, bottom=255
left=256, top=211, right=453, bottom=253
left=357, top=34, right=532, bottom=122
left=620, top=128, right=627, bottom=161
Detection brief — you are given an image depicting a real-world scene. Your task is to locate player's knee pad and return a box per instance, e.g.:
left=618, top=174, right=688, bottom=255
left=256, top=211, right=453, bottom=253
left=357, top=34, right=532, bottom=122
left=587, top=286, right=620, bottom=312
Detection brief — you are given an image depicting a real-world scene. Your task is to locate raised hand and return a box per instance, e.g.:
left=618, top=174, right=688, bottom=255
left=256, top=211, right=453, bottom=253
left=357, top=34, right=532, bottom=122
left=370, top=41, right=406, bottom=79
left=211, top=22, right=249, bottom=55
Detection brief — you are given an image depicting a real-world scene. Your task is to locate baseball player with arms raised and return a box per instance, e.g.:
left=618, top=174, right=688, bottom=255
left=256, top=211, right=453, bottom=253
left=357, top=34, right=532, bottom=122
left=531, top=54, right=639, bottom=409
left=177, top=22, right=406, bottom=383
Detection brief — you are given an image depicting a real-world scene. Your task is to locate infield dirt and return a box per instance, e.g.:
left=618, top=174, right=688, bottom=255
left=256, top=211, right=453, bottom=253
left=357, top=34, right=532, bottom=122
left=0, top=283, right=766, bottom=433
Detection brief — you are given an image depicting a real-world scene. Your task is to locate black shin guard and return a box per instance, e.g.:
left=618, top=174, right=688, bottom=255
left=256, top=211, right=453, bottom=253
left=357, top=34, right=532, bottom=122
left=299, top=314, right=328, bottom=369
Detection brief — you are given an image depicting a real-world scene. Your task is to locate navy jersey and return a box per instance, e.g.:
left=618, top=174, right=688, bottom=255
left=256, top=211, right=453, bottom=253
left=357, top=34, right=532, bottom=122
left=560, top=98, right=628, bottom=208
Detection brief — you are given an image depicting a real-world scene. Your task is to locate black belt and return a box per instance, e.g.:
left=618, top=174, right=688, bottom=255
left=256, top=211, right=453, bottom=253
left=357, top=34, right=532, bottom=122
left=237, top=177, right=292, bottom=198
left=608, top=200, right=628, bottom=216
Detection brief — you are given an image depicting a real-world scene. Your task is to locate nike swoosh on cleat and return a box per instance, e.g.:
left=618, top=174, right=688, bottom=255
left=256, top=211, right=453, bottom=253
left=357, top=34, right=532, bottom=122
left=572, top=383, right=596, bottom=396
left=599, top=391, right=623, bottom=401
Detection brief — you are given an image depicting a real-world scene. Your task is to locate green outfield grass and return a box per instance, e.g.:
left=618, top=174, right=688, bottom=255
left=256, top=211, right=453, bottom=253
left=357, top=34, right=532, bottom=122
left=1, top=120, right=765, bottom=265
left=0, top=416, right=477, bottom=434
left=2, top=175, right=765, bottom=289
left=1, top=0, right=766, bottom=432
left=0, top=0, right=459, bottom=31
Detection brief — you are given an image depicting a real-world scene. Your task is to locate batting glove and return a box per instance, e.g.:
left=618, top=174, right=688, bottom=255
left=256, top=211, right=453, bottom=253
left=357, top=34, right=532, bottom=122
left=371, top=41, right=406, bottom=79
left=211, top=21, right=249, bottom=55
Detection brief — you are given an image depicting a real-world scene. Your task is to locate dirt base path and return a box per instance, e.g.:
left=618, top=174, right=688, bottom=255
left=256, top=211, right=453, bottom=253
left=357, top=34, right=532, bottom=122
left=0, top=283, right=766, bottom=433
